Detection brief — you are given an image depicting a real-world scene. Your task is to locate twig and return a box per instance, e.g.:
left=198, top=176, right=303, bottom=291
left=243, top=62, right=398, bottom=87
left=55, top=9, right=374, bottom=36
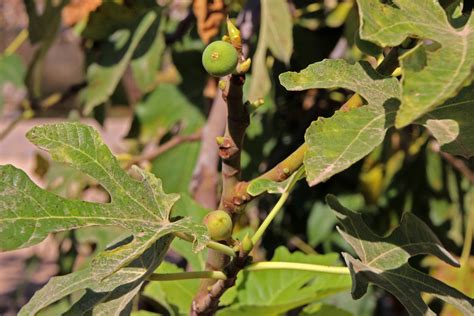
left=440, top=152, right=474, bottom=184
left=430, top=141, right=474, bottom=184
left=127, top=131, right=202, bottom=168
left=0, top=109, right=33, bottom=141
left=39, top=82, right=87, bottom=109
left=4, top=29, right=29, bottom=55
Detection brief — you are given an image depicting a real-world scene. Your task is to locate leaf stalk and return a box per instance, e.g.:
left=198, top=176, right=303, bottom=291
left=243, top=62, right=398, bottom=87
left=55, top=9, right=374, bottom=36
left=148, top=270, right=227, bottom=281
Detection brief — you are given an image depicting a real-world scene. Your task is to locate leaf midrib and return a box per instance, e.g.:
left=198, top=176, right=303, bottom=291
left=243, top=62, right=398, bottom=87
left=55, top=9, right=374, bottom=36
left=36, top=130, right=161, bottom=221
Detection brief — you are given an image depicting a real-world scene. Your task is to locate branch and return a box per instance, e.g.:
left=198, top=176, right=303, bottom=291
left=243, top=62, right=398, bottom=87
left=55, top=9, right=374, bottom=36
left=192, top=251, right=251, bottom=315
left=127, top=131, right=202, bottom=168
left=218, top=74, right=249, bottom=213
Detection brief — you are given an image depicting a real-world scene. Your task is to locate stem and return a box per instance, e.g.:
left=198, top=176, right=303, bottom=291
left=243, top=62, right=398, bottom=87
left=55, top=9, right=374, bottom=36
left=207, top=241, right=237, bottom=258
left=4, top=29, right=29, bottom=55
left=218, top=74, right=249, bottom=212
left=148, top=271, right=227, bottom=281
left=127, top=131, right=202, bottom=168
left=251, top=191, right=290, bottom=245
left=174, top=232, right=236, bottom=258
left=246, top=261, right=350, bottom=275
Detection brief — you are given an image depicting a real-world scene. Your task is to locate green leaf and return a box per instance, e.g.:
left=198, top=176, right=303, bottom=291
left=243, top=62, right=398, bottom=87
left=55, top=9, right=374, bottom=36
left=307, top=195, right=364, bottom=247
left=0, top=122, right=208, bottom=279
left=280, top=59, right=400, bottom=186
left=326, top=194, right=474, bottom=316
left=418, top=82, right=474, bottom=158
left=218, top=247, right=351, bottom=316
left=357, top=0, right=474, bottom=127
left=144, top=262, right=200, bottom=316
left=19, top=235, right=173, bottom=316
left=81, top=11, right=157, bottom=114
left=82, top=2, right=141, bottom=41
left=130, top=14, right=166, bottom=93
left=135, top=84, right=204, bottom=142
left=248, top=0, right=293, bottom=101
left=301, top=302, right=352, bottom=316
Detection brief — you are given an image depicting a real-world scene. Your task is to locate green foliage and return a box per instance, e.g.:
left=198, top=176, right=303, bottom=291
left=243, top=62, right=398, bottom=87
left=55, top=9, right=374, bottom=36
left=357, top=0, right=474, bottom=127
left=81, top=11, right=158, bottom=114
left=0, top=123, right=208, bottom=280
left=20, top=235, right=173, bottom=315
left=218, top=247, right=351, bottom=315
left=280, top=60, right=400, bottom=186
left=327, top=195, right=474, bottom=315
left=248, top=0, right=293, bottom=101
left=144, top=262, right=200, bottom=316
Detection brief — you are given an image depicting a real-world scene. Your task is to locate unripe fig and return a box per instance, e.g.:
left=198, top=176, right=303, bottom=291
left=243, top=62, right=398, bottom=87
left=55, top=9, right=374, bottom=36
left=202, top=41, right=238, bottom=77
left=203, top=210, right=233, bottom=241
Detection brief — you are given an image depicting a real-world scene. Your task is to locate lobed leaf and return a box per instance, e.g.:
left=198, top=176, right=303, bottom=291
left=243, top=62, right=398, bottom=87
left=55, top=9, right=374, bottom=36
left=417, top=82, right=474, bottom=158
left=357, top=0, right=474, bottom=127
left=326, top=194, right=474, bottom=315
left=0, top=122, right=208, bottom=280
left=280, top=59, right=400, bottom=186
left=20, top=235, right=173, bottom=316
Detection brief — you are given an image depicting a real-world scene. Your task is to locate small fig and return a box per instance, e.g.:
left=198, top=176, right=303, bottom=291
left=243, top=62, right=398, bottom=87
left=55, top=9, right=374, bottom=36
left=202, top=41, right=238, bottom=77
left=203, top=210, right=233, bottom=241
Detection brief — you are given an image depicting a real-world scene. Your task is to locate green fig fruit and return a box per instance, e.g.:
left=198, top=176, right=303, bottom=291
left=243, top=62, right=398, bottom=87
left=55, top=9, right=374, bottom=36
left=202, top=41, right=238, bottom=77
left=203, top=210, right=233, bottom=241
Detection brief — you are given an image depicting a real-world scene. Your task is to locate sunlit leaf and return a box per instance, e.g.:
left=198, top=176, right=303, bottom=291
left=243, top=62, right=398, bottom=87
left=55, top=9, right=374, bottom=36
left=280, top=59, right=400, bottom=186
left=0, top=123, right=208, bottom=280
left=357, top=0, right=474, bottom=127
